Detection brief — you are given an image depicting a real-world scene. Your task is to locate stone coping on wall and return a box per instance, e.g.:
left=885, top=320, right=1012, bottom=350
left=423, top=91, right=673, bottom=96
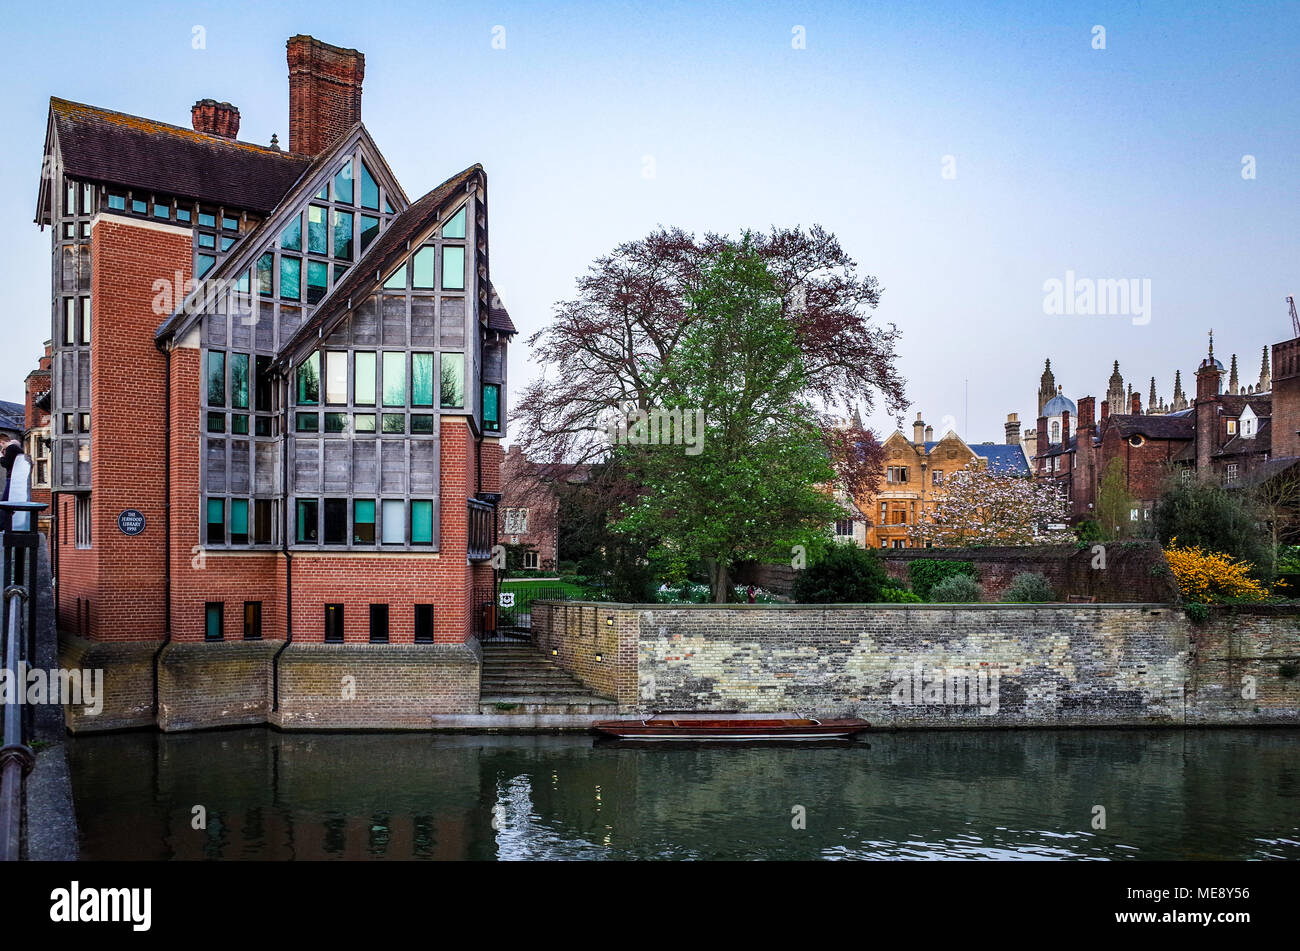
left=534, top=599, right=1179, bottom=611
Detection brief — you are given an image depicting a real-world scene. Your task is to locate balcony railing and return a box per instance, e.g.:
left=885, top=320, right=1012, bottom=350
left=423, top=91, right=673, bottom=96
left=467, top=498, right=494, bottom=562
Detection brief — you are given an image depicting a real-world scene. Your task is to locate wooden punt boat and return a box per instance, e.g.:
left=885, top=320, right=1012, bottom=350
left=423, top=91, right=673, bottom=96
left=591, top=711, right=869, bottom=740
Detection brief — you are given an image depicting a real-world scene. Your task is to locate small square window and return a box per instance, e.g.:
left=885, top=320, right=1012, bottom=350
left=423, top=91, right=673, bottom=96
left=296, top=412, right=319, bottom=433
left=207, top=412, right=226, bottom=433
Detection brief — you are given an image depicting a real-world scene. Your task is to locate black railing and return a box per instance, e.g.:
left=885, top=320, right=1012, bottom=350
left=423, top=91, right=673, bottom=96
left=0, top=500, right=45, bottom=862
left=467, top=498, right=494, bottom=562
left=477, top=585, right=583, bottom=642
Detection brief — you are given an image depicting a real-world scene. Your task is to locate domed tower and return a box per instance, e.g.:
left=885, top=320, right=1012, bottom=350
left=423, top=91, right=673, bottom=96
left=1105, top=360, right=1126, bottom=415
left=1042, top=385, right=1076, bottom=445
left=1037, top=359, right=1056, bottom=416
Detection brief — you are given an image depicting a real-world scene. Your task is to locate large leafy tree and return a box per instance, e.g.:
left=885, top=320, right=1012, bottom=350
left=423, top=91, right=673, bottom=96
left=614, top=238, right=848, bottom=600
left=907, top=461, right=1074, bottom=547
left=1095, top=457, right=1139, bottom=539
left=513, top=226, right=904, bottom=501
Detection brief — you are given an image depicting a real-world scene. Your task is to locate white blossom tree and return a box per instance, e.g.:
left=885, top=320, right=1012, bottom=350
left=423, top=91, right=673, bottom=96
left=907, top=460, right=1074, bottom=547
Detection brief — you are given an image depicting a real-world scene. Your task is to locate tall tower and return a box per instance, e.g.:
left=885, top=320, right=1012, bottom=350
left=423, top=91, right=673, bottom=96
left=1195, top=330, right=1224, bottom=471
left=1106, top=360, right=1126, bottom=415
left=1259, top=345, right=1271, bottom=392
left=1228, top=353, right=1240, bottom=395
left=1038, top=358, right=1056, bottom=416
left=1148, top=377, right=1158, bottom=414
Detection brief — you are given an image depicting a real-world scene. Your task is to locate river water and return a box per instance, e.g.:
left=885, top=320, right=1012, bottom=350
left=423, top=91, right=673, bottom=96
left=66, top=728, right=1300, bottom=860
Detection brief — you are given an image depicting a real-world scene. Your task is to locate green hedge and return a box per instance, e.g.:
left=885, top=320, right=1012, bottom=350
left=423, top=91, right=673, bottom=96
left=908, top=559, right=977, bottom=600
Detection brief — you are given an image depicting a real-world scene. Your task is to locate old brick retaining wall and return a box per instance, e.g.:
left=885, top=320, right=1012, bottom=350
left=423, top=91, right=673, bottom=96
left=531, top=601, right=1300, bottom=727
left=737, top=541, right=1179, bottom=603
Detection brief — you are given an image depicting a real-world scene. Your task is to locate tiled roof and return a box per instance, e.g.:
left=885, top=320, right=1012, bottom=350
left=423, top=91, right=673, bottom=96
left=1215, top=417, right=1271, bottom=457
left=0, top=400, right=25, bottom=433
left=274, top=164, right=484, bottom=368
left=972, top=443, right=1031, bottom=475
left=485, top=281, right=517, bottom=334
left=1105, top=412, right=1196, bottom=441
left=47, top=97, right=311, bottom=218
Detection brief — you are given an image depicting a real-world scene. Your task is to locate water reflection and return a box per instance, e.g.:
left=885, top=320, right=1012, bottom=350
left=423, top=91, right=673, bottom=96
left=66, top=729, right=1300, bottom=861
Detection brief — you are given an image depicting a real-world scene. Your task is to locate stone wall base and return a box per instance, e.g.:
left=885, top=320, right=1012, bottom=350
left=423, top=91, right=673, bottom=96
left=58, top=633, right=481, bottom=733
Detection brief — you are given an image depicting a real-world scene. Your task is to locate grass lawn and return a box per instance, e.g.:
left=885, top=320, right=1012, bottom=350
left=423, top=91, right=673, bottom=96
left=498, top=579, right=593, bottom=611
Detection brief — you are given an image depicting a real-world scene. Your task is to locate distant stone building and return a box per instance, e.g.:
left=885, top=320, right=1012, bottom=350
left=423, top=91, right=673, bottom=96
left=23, top=341, right=53, bottom=534
left=498, top=445, right=591, bottom=570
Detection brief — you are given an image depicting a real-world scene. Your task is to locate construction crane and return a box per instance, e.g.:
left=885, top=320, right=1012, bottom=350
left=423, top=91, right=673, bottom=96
left=1291, top=296, right=1300, bottom=338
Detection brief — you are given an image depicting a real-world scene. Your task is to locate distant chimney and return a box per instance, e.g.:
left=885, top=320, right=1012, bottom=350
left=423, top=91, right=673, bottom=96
left=1036, top=415, right=1049, bottom=469
left=924, top=425, right=934, bottom=442
left=1100, top=401, right=1110, bottom=423
left=1131, top=392, right=1142, bottom=415
left=1005, top=412, right=1020, bottom=445
left=191, top=99, right=240, bottom=139
left=913, top=412, right=925, bottom=445
left=1077, top=396, right=1095, bottom=431
left=287, top=34, right=365, bottom=156
left=1061, top=410, right=1071, bottom=445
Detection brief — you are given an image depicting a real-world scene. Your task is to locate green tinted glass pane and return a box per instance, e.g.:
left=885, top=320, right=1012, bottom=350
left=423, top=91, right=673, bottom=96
left=232, top=414, right=249, bottom=435
left=199, top=212, right=216, bottom=228
left=317, top=185, right=329, bottom=201
left=440, top=353, right=464, bottom=408
left=207, top=412, right=225, bottom=433
left=257, top=253, right=273, bottom=295
left=207, top=351, right=225, bottom=405
left=280, top=256, right=301, bottom=301
left=333, top=210, right=353, bottom=260
left=354, top=499, right=376, bottom=544
left=355, top=499, right=375, bottom=523
left=483, top=383, right=500, bottom=429
left=412, top=353, right=434, bottom=405
left=308, top=206, right=327, bottom=254
left=296, top=413, right=318, bottom=433
left=334, top=159, right=354, bottom=204
left=354, top=414, right=376, bottom=432
left=411, top=414, right=434, bottom=434
left=296, top=353, right=320, bottom=404
left=360, top=161, right=380, bottom=210
left=296, top=499, right=318, bottom=543
left=382, top=352, right=406, bottom=406
left=236, top=269, right=250, bottom=293
left=231, top=353, right=249, bottom=408
left=221, top=235, right=236, bottom=251
left=412, top=247, right=435, bottom=288
left=230, top=499, right=249, bottom=535
left=197, top=254, right=216, bottom=277
left=255, top=416, right=272, bottom=437
left=307, top=260, right=328, bottom=305
left=383, top=264, right=406, bottom=290
left=207, top=498, right=224, bottom=525
left=382, top=413, right=405, bottom=433
left=383, top=195, right=395, bottom=214
left=354, top=352, right=376, bottom=405
left=441, top=207, right=466, bottom=239
left=108, top=194, right=126, bottom=210
left=280, top=214, right=302, bottom=251
left=176, top=207, right=191, bottom=222
left=441, top=246, right=464, bottom=289
left=360, top=215, right=380, bottom=252
left=324, top=413, right=348, bottom=433
left=198, top=232, right=216, bottom=249
left=205, top=605, right=221, bottom=639
left=411, top=501, right=433, bottom=544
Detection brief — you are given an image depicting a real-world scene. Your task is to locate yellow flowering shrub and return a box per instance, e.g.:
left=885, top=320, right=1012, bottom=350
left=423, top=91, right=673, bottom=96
left=1163, top=539, right=1267, bottom=603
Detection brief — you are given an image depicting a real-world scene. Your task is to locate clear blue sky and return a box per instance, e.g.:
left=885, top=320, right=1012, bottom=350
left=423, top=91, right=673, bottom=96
left=2, top=0, right=1297, bottom=444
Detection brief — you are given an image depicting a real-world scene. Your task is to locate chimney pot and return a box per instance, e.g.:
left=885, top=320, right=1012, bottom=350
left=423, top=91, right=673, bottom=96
left=191, top=98, right=241, bottom=139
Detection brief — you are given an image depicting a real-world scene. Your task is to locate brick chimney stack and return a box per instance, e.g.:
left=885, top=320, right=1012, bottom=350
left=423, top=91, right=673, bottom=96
left=1100, top=401, right=1109, bottom=423
left=1005, top=412, right=1020, bottom=445
left=1061, top=410, right=1071, bottom=446
left=1077, top=396, right=1095, bottom=432
left=287, top=34, right=365, bottom=156
left=1036, top=415, right=1048, bottom=472
left=913, top=412, right=925, bottom=445
left=191, top=99, right=240, bottom=139
left=1130, top=392, right=1142, bottom=415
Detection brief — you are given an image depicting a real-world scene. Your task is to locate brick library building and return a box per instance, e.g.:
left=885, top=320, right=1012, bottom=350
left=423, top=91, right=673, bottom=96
left=34, top=35, right=515, bottom=730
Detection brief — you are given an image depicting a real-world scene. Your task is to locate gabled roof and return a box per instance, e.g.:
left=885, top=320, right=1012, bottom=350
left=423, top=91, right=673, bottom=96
left=272, top=163, right=485, bottom=370
left=1104, top=412, right=1195, bottom=441
left=0, top=400, right=25, bottom=433
left=1215, top=417, right=1271, bottom=457
left=1217, top=393, right=1271, bottom=417
left=973, top=443, right=1030, bottom=475
left=155, top=121, right=410, bottom=344
left=41, top=97, right=311, bottom=222
left=485, top=282, right=517, bottom=335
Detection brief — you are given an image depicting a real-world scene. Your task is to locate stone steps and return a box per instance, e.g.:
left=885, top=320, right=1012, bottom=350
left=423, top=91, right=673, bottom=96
left=479, top=643, right=613, bottom=716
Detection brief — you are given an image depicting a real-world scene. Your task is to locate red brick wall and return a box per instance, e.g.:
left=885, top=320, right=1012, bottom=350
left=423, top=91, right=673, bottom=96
left=287, top=35, right=364, bottom=156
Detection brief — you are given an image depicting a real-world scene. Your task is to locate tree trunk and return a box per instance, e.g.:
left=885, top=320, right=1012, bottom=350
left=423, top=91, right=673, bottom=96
left=705, top=558, right=731, bottom=603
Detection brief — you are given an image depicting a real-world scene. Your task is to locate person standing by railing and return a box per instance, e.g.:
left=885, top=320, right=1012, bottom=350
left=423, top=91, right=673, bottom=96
left=0, top=440, right=23, bottom=534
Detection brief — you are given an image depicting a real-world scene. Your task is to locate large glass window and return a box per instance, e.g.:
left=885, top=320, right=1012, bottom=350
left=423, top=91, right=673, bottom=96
left=231, top=353, right=249, bottom=409
left=442, top=246, right=465, bottom=289
left=334, top=159, right=354, bottom=205
left=207, top=351, right=226, bottom=406
left=333, top=209, right=353, bottom=260
left=382, top=352, right=406, bottom=406
left=354, top=352, right=376, bottom=405
left=230, top=499, right=249, bottom=545
left=323, top=498, right=347, bottom=545
left=296, top=499, right=319, bottom=543
left=381, top=499, right=404, bottom=544
left=280, top=214, right=302, bottom=251
left=412, top=247, right=435, bottom=289
left=441, top=207, right=466, bottom=238
left=206, top=498, right=224, bottom=544
left=257, top=253, right=273, bottom=296
left=280, top=256, right=301, bottom=301
left=297, top=353, right=320, bottom=404
left=411, top=500, right=433, bottom=545
left=308, top=205, right=328, bottom=254
left=412, top=353, right=434, bottom=406
left=307, top=260, right=328, bottom=305
left=324, top=352, right=347, bottom=405
left=354, top=500, right=376, bottom=544
left=360, top=161, right=380, bottom=210
left=440, top=353, right=464, bottom=408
